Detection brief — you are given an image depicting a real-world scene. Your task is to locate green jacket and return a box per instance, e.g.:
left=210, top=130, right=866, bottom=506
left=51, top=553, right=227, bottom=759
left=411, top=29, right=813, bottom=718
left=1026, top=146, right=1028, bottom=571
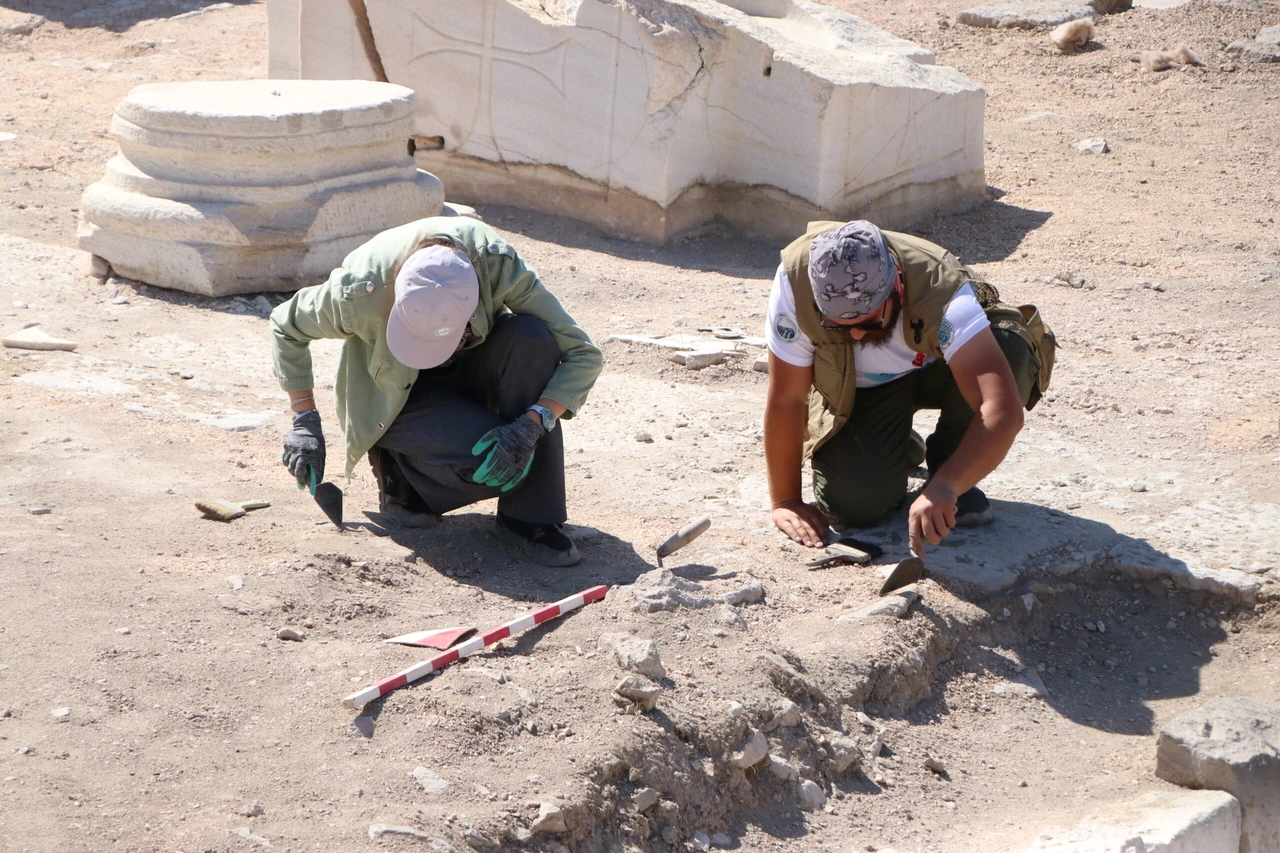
left=270, top=217, right=603, bottom=478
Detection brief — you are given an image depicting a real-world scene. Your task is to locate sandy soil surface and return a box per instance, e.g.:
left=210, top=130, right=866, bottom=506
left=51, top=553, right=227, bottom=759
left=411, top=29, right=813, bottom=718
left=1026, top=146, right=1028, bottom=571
left=1, top=1, right=1279, bottom=852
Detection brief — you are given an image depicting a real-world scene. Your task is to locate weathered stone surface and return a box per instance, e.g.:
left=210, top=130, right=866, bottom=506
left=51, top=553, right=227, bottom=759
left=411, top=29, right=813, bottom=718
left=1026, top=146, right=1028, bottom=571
left=1022, top=789, right=1241, bottom=852
left=269, top=0, right=986, bottom=243
left=958, top=2, right=1097, bottom=29
left=615, top=675, right=663, bottom=711
left=77, top=80, right=445, bottom=296
left=531, top=802, right=568, bottom=834
left=1108, top=540, right=1261, bottom=605
left=1156, top=698, right=1280, bottom=853
left=1225, top=36, right=1280, bottom=62
left=633, top=568, right=714, bottom=612
left=603, top=634, right=667, bottom=680
left=731, top=731, right=769, bottom=769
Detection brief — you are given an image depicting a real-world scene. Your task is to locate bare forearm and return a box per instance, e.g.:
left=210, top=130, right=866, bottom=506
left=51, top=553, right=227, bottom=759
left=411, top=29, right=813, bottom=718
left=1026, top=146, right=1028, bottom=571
left=929, top=402, right=1023, bottom=498
left=763, top=401, right=808, bottom=508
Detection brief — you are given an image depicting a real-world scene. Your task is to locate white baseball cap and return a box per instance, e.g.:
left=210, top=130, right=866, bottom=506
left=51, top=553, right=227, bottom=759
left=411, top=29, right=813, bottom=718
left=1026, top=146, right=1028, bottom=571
left=386, top=245, right=480, bottom=369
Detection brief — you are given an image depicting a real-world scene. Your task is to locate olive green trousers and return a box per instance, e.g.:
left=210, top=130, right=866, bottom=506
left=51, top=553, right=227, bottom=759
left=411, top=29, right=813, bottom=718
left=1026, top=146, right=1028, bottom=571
left=812, top=327, right=1038, bottom=527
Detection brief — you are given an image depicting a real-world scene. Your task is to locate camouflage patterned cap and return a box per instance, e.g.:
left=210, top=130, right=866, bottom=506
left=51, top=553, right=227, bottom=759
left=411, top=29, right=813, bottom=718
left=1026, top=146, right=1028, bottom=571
left=808, top=221, right=895, bottom=319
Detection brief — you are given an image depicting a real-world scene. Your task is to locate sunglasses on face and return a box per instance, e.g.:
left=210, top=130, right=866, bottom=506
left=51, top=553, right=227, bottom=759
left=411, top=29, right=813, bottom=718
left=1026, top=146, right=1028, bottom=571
left=816, top=299, right=892, bottom=334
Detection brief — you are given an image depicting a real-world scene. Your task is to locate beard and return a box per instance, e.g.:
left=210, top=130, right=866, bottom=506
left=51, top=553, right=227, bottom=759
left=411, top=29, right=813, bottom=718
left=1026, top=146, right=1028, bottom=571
left=852, top=295, right=902, bottom=350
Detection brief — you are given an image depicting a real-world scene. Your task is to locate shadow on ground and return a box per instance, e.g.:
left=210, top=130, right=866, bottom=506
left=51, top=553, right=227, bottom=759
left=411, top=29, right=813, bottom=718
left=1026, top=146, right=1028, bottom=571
left=371, top=510, right=654, bottom=602
left=2, top=0, right=252, bottom=30
left=845, top=498, right=1235, bottom=736
left=914, top=199, right=1054, bottom=264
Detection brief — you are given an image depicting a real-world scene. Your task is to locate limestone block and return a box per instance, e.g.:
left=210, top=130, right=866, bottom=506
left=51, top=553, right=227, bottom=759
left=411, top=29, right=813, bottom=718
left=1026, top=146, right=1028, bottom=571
left=268, top=0, right=985, bottom=243
left=1108, top=540, right=1261, bottom=605
left=1156, top=698, right=1280, bottom=853
left=957, top=3, right=1098, bottom=29
left=1022, top=789, right=1241, bottom=852
left=77, top=80, right=444, bottom=296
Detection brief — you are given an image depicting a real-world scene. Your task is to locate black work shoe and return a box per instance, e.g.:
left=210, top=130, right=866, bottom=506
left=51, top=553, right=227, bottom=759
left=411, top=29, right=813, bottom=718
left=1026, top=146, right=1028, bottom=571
left=379, top=500, right=438, bottom=529
left=954, top=486, right=995, bottom=527
left=907, top=429, right=927, bottom=469
left=493, top=514, right=581, bottom=567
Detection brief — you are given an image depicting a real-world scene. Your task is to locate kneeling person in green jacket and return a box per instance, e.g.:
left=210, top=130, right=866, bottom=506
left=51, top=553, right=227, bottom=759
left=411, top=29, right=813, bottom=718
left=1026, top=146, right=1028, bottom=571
left=270, top=217, right=603, bottom=567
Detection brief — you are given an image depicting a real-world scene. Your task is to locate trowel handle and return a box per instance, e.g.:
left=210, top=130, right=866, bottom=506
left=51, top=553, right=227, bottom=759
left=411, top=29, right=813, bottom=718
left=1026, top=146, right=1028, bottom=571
left=656, top=516, right=711, bottom=561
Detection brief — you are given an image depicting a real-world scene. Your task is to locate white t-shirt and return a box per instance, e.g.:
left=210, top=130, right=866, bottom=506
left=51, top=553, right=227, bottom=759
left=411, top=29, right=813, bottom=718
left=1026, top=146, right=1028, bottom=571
left=765, top=264, right=990, bottom=387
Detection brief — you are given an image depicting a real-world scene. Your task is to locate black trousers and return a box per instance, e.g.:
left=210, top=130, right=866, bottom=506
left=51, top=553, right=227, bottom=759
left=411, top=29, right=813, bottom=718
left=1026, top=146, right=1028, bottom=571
left=812, top=326, right=1038, bottom=527
left=370, top=313, right=566, bottom=525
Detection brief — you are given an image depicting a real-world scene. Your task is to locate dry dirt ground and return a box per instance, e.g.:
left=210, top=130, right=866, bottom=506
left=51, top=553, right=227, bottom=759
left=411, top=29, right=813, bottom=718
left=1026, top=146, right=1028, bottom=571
left=1, top=1, right=1280, bottom=852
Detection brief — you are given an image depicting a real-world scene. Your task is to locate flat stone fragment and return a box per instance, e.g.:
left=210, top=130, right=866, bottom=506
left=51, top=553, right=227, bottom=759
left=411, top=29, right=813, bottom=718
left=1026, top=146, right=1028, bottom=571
left=410, top=766, right=452, bottom=794
left=991, top=668, right=1049, bottom=699
left=1156, top=698, right=1280, bottom=853
left=840, top=585, right=920, bottom=621
left=77, top=80, right=445, bottom=296
left=1021, top=789, right=1240, bottom=852
left=1076, top=137, right=1110, bottom=154
left=368, top=824, right=433, bottom=841
left=270, top=0, right=986, bottom=243
left=957, top=2, right=1098, bottom=28
left=2, top=327, right=78, bottom=351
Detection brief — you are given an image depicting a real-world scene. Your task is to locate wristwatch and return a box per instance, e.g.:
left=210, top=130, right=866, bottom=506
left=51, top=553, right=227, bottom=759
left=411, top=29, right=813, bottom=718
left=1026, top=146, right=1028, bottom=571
left=528, top=404, right=557, bottom=433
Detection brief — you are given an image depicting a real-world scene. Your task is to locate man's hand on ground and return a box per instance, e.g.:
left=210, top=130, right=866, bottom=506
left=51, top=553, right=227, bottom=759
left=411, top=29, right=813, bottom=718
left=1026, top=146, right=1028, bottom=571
left=471, top=415, right=544, bottom=493
left=772, top=500, right=831, bottom=548
left=908, top=482, right=958, bottom=556
left=282, top=409, right=325, bottom=494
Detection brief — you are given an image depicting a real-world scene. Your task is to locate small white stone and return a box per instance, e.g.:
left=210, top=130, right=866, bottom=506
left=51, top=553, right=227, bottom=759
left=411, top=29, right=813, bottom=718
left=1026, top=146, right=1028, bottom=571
left=51, top=707, right=71, bottom=720
left=797, top=780, right=827, bottom=811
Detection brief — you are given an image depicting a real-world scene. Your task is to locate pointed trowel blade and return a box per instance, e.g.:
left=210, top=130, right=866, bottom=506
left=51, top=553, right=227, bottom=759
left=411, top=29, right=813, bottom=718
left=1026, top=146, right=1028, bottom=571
left=384, top=626, right=478, bottom=649
left=880, top=556, right=925, bottom=596
left=313, top=481, right=344, bottom=531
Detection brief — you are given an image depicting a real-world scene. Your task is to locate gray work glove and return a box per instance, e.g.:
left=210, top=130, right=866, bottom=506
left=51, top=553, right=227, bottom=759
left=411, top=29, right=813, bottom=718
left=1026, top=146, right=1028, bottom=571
left=471, top=415, right=544, bottom=493
left=282, top=409, right=325, bottom=494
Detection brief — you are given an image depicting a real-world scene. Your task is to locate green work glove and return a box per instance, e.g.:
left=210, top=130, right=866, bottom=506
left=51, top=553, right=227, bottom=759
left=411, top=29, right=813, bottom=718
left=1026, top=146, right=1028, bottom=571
left=282, top=409, right=325, bottom=495
left=471, top=415, right=544, bottom=493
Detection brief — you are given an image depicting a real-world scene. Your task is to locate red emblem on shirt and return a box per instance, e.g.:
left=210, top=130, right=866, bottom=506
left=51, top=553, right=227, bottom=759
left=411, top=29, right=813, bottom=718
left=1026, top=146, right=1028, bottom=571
left=912, top=352, right=927, bottom=367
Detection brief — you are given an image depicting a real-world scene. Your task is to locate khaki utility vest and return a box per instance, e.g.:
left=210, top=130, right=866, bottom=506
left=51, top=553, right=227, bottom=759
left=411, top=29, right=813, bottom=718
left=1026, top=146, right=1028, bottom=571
left=781, top=220, right=1056, bottom=458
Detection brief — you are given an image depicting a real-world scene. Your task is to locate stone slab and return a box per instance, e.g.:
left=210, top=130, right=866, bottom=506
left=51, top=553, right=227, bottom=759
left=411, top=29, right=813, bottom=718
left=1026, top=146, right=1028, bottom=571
left=957, top=2, right=1098, bottom=28
left=269, top=0, right=986, bottom=243
left=77, top=80, right=443, bottom=295
left=1022, top=789, right=1241, bottom=852
left=1156, top=698, right=1280, bottom=853
left=1107, top=540, right=1261, bottom=605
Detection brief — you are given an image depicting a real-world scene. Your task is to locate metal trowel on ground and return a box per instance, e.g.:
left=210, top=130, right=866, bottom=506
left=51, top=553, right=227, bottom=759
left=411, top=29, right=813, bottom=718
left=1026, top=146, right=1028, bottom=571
left=879, top=554, right=925, bottom=596
left=313, top=481, right=345, bottom=531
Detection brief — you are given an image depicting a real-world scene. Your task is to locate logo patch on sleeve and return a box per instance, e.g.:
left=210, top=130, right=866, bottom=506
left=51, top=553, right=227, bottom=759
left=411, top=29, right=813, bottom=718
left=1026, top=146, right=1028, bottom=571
left=773, top=313, right=799, bottom=343
left=938, top=319, right=955, bottom=349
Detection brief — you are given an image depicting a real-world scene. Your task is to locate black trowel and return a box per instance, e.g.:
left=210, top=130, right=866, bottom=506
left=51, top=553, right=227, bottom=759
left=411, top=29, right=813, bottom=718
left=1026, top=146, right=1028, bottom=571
left=313, top=481, right=345, bottom=531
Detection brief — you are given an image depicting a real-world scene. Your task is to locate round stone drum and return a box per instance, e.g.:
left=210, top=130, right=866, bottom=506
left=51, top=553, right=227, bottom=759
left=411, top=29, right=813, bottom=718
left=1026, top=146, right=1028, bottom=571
left=77, top=80, right=444, bottom=296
